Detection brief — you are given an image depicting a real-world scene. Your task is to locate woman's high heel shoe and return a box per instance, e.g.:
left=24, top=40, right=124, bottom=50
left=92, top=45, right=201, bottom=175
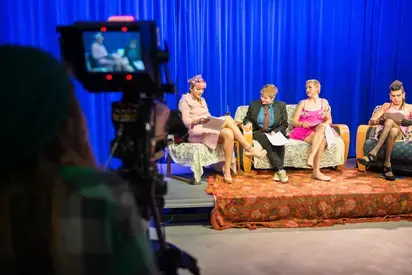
left=383, top=166, right=396, bottom=181
left=244, top=147, right=267, bottom=159
left=357, top=153, right=377, bottom=170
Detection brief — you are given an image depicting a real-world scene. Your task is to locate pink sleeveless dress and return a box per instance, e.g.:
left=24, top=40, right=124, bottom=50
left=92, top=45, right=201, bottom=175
left=289, top=100, right=327, bottom=141
left=178, top=93, right=221, bottom=149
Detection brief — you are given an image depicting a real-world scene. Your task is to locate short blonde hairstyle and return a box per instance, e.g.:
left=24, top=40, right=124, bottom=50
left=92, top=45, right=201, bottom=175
left=260, top=84, right=278, bottom=98
left=306, top=79, right=321, bottom=92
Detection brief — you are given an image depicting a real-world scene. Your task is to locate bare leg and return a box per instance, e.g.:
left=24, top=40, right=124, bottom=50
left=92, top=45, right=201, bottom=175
left=223, top=116, right=250, bottom=148
left=218, top=128, right=234, bottom=183
left=223, top=116, right=266, bottom=158
left=305, top=123, right=327, bottom=167
left=312, top=139, right=331, bottom=181
left=121, top=57, right=134, bottom=72
left=383, top=128, right=400, bottom=178
left=220, top=129, right=234, bottom=170
left=111, top=55, right=124, bottom=71
left=368, top=119, right=395, bottom=156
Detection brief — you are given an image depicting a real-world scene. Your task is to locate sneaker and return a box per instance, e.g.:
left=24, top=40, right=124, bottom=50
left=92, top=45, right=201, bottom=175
left=274, top=169, right=288, bottom=183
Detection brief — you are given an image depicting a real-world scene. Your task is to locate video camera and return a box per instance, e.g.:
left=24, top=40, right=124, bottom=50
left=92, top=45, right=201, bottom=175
left=56, top=17, right=196, bottom=275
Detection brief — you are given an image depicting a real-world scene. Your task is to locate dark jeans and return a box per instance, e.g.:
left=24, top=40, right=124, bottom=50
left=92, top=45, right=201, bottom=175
left=253, top=131, right=285, bottom=172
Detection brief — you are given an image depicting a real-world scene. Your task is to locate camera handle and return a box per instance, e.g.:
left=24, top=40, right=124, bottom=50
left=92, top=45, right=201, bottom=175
left=137, top=98, right=201, bottom=275
left=106, top=34, right=199, bottom=274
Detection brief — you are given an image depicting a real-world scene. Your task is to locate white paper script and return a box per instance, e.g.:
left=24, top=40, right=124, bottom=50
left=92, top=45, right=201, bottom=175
left=265, top=132, right=289, bottom=146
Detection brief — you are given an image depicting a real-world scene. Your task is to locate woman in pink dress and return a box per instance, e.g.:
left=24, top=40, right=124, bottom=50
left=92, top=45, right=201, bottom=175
left=178, top=75, right=267, bottom=183
left=289, top=79, right=333, bottom=181
left=357, top=80, right=412, bottom=180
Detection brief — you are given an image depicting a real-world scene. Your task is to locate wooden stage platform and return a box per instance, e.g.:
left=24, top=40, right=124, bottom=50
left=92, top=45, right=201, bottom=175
left=161, top=159, right=412, bottom=229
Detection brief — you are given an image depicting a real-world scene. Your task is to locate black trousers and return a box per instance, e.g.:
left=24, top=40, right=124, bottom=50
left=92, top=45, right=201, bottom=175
left=253, top=131, right=285, bottom=172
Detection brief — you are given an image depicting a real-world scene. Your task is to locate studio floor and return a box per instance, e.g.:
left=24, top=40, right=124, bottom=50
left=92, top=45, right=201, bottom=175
left=157, top=158, right=412, bottom=274
left=162, top=221, right=412, bottom=275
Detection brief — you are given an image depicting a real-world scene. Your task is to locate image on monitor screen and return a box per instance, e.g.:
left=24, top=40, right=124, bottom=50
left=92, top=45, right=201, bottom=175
left=83, top=31, right=146, bottom=73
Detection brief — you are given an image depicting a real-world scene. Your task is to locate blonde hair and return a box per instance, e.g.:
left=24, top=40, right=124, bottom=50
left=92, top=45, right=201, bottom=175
left=306, top=79, right=321, bottom=92
left=260, top=84, right=278, bottom=98
left=0, top=88, right=95, bottom=274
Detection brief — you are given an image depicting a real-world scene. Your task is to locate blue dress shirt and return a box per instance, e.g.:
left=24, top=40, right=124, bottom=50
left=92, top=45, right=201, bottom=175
left=257, top=103, right=275, bottom=131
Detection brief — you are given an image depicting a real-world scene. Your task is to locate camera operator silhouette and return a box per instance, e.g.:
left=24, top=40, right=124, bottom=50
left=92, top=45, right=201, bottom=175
left=0, top=45, right=159, bottom=275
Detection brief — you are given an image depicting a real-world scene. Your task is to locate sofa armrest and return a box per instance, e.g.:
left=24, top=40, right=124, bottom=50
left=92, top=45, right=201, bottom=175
left=241, top=131, right=253, bottom=173
left=331, top=124, right=350, bottom=170
left=356, top=125, right=373, bottom=171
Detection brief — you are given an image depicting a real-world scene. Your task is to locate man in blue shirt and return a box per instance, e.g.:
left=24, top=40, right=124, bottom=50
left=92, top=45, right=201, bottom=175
left=242, top=84, right=289, bottom=182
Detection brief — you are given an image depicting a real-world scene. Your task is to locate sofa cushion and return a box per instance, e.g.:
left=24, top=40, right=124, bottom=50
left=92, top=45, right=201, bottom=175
left=253, top=136, right=345, bottom=169
left=235, top=104, right=334, bottom=136
left=235, top=104, right=345, bottom=169
left=234, top=104, right=298, bottom=135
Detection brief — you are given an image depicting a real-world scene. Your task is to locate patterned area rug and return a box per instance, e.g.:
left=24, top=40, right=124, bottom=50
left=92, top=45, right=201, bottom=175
left=206, top=168, right=412, bottom=230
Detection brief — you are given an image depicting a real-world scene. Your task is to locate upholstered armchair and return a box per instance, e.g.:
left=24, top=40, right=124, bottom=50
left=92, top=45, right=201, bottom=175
left=356, top=105, right=412, bottom=172
left=234, top=104, right=350, bottom=172
left=166, top=135, right=239, bottom=184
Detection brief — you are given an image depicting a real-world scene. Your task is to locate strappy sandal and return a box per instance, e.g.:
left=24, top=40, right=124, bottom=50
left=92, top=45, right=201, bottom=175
left=357, top=153, right=377, bottom=169
left=383, top=166, right=396, bottom=181
left=223, top=169, right=233, bottom=184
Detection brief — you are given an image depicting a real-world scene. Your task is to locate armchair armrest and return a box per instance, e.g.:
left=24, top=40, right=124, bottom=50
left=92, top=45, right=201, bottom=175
left=331, top=124, right=350, bottom=170
left=356, top=125, right=374, bottom=172
left=235, top=120, right=243, bottom=126
left=240, top=130, right=253, bottom=173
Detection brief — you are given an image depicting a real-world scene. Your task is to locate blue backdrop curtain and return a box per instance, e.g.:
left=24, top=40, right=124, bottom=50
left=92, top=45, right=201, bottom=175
left=1, top=0, right=412, bottom=165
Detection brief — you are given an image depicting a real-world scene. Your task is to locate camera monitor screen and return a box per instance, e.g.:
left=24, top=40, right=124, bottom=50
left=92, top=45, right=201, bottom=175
left=83, top=31, right=146, bottom=73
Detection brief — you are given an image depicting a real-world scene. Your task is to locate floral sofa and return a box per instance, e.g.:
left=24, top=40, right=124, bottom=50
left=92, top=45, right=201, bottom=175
left=234, top=104, right=350, bottom=172
left=356, top=105, right=412, bottom=172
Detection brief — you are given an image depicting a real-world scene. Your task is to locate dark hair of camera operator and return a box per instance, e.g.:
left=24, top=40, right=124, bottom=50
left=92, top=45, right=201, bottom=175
left=0, top=46, right=159, bottom=275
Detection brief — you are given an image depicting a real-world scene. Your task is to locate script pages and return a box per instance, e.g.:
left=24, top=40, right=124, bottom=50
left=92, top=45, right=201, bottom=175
left=383, top=111, right=405, bottom=122
left=324, top=124, right=337, bottom=148
left=265, top=126, right=337, bottom=148
left=265, top=132, right=289, bottom=146
left=202, top=116, right=225, bottom=130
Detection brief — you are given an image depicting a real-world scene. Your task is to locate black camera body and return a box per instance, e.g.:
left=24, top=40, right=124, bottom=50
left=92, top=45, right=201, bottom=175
left=57, top=19, right=174, bottom=198
left=57, top=20, right=173, bottom=96
left=56, top=19, right=196, bottom=275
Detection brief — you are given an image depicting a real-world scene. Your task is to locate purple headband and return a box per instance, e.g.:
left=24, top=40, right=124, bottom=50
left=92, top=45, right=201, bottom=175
left=187, top=75, right=206, bottom=86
